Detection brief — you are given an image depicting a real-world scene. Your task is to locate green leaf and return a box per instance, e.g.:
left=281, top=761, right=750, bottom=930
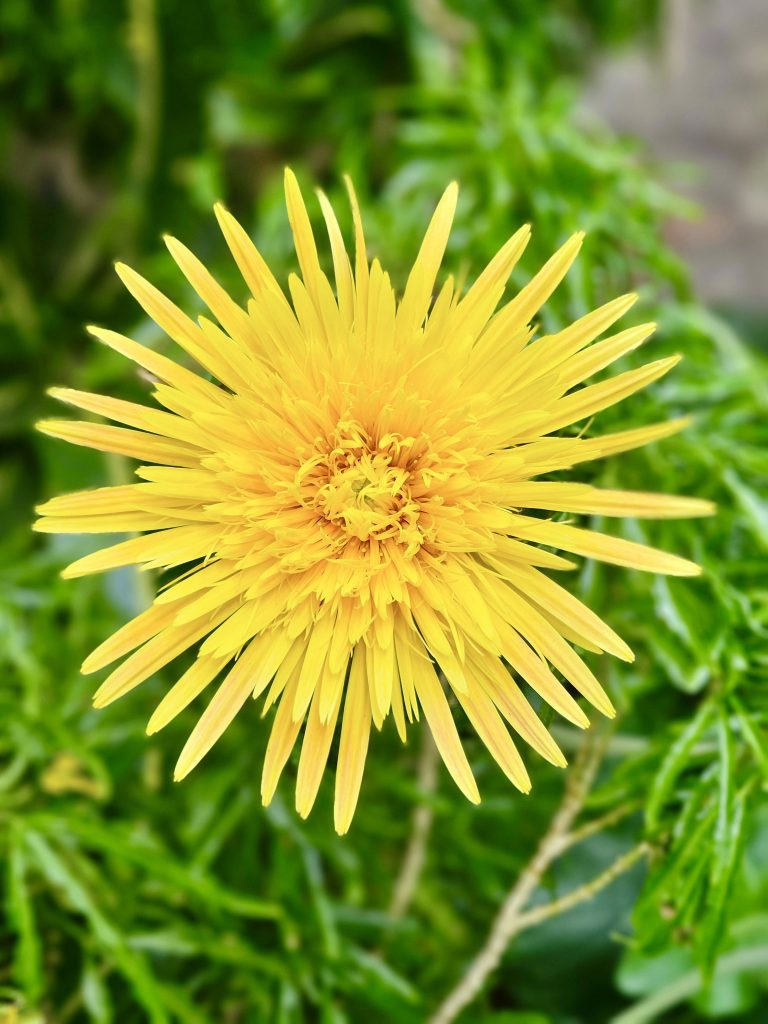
left=697, top=715, right=746, bottom=974
left=645, top=700, right=715, bottom=832
left=31, top=815, right=282, bottom=920
left=730, top=697, right=768, bottom=783
left=5, top=827, right=44, bottom=1005
left=347, top=948, right=419, bottom=1003
left=23, top=830, right=170, bottom=1024
left=722, top=469, right=768, bottom=550
left=82, top=959, right=113, bottom=1024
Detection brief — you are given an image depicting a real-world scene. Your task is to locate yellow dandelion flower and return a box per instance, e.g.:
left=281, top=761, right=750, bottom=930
left=35, top=171, right=713, bottom=833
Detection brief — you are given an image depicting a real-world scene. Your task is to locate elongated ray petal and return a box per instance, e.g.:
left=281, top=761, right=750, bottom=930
left=174, top=636, right=275, bottom=779
left=513, top=518, right=701, bottom=576
left=412, top=655, right=480, bottom=804
left=396, top=182, right=458, bottom=338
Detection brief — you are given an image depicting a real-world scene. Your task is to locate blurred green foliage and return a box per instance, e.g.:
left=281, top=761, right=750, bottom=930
left=2, top=1, right=768, bottom=1022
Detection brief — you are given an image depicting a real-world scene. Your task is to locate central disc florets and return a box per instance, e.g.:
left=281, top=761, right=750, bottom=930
left=320, top=453, right=410, bottom=541
left=302, top=420, right=424, bottom=552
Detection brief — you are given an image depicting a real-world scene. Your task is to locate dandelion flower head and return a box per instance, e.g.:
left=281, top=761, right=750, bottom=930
left=35, top=171, right=713, bottom=833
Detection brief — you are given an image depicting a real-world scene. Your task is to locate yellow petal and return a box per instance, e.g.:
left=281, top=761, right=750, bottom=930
left=343, top=173, right=369, bottom=318
left=453, top=681, right=531, bottom=793
left=147, top=655, right=226, bottom=734
left=47, top=387, right=205, bottom=447
left=36, top=483, right=192, bottom=519
left=450, top=224, right=531, bottom=345
left=494, top=618, right=589, bottom=728
left=474, top=656, right=567, bottom=768
left=542, top=355, right=681, bottom=433
left=575, top=418, right=691, bottom=462
left=61, top=524, right=222, bottom=578
left=295, top=687, right=341, bottom=819
left=35, top=512, right=192, bottom=534
left=334, top=645, right=372, bottom=834
left=557, top=322, right=656, bottom=389
left=499, top=231, right=584, bottom=330
left=513, top=518, right=701, bottom=576
left=500, top=590, right=615, bottom=717
left=366, top=635, right=395, bottom=723
left=94, top=601, right=236, bottom=709
left=114, top=263, right=228, bottom=381
left=36, top=419, right=200, bottom=467
left=174, top=638, right=267, bottom=779
left=498, top=292, right=638, bottom=392
left=82, top=600, right=183, bottom=674
left=261, top=673, right=304, bottom=806
left=412, top=654, right=480, bottom=804
left=504, top=481, right=715, bottom=518
left=214, top=202, right=287, bottom=301
left=164, top=235, right=254, bottom=344
left=506, top=563, right=634, bottom=661
left=316, top=189, right=354, bottom=328
left=284, top=168, right=330, bottom=315
left=87, top=325, right=223, bottom=404
left=396, top=181, right=458, bottom=338
left=293, top=612, right=335, bottom=721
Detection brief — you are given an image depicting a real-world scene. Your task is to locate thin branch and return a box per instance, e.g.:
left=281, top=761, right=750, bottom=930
left=559, top=801, right=641, bottom=852
left=428, top=729, right=610, bottom=1024
left=388, top=728, right=440, bottom=921
left=513, top=842, right=648, bottom=932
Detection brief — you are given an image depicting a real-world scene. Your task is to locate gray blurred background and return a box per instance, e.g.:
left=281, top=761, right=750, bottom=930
left=588, top=0, right=768, bottom=317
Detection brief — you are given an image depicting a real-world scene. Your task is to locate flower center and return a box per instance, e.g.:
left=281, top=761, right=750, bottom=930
left=300, top=420, right=424, bottom=552
left=320, top=454, right=411, bottom=541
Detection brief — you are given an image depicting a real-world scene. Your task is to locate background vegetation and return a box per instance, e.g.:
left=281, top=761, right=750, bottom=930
left=2, top=1, right=767, bottom=1021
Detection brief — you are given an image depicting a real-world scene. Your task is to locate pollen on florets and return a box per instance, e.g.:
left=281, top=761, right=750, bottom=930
left=309, top=421, right=423, bottom=547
